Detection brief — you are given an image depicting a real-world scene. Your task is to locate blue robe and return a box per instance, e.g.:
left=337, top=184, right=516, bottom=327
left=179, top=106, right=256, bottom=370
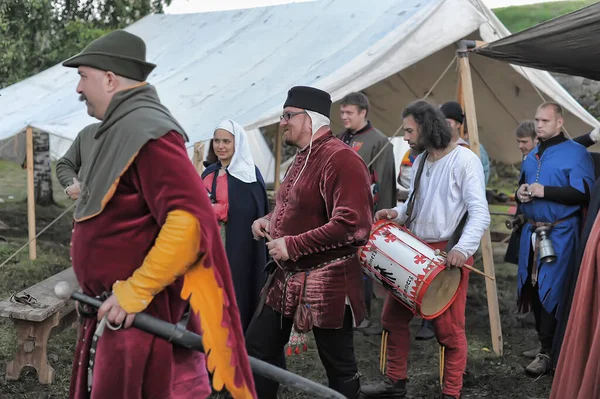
left=202, top=163, right=270, bottom=331
left=518, top=139, right=594, bottom=314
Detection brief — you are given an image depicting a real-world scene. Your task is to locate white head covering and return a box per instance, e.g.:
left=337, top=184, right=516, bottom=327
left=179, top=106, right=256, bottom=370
left=214, top=119, right=257, bottom=183
left=291, top=110, right=331, bottom=186
left=306, top=110, right=330, bottom=134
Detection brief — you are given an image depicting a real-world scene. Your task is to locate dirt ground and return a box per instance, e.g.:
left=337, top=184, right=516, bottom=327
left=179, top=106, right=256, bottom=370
left=0, top=200, right=552, bottom=399
left=274, top=252, right=553, bottom=399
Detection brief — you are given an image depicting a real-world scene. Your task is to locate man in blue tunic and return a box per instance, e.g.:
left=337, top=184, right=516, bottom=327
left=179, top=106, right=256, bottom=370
left=516, top=101, right=595, bottom=376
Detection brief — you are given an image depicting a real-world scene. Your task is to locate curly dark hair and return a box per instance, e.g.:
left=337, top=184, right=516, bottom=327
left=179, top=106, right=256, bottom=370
left=402, top=100, right=452, bottom=151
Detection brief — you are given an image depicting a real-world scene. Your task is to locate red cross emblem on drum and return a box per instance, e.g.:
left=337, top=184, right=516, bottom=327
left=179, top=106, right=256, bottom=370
left=384, top=233, right=398, bottom=243
left=414, top=254, right=427, bottom=264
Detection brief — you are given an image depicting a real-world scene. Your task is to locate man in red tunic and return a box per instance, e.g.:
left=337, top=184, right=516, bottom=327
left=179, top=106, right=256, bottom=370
left=61, top=30, right=255, bottom=399
left=247, top=86, right=374, bottom=399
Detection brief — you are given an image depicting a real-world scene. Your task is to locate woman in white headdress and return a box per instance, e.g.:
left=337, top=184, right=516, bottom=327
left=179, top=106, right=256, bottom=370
left=201, top=120, right=270, bottom=332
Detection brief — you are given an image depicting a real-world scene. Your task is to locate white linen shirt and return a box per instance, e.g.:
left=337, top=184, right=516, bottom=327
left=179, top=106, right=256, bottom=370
left=392, top=145, right=490, bottom=258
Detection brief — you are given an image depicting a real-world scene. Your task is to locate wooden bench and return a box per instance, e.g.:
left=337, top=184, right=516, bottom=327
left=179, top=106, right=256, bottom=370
left=0, top=267, right=79, bottom=384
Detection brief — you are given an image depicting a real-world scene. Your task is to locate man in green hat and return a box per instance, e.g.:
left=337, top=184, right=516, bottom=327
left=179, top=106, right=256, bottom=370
left=63, top=30, right=256, bottom=399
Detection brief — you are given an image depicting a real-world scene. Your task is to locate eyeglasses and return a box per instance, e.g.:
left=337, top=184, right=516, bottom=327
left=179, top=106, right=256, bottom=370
left=280, top=111, right=307, bottom=121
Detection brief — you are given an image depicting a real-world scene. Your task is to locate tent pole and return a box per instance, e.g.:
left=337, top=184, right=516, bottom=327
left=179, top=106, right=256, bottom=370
left=274, top=128, right=282, bottom=192
left=26, top=126, right=37, bottom=261
left=456, top=73, right=466, bottom=140
left=457, top=41, right=503, bottom=356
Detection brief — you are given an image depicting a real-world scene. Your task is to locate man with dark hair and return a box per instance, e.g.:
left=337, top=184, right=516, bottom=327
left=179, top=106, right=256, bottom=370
left=515, top=120, right=538, bottom=159
left=248, top=86, right=374, bottom=399
left=62, top=29, right=255, bottom=398
left=338, top=92, right=396, bottom=212
left=505, top=120, right=539, bottom=270
left=337, top=91, right=396, bottom=330
left=440, top=101, right=490, bottom=185
left=515, top=101, right=595, bottom=376
left=361, top=100, right=490, bottom=399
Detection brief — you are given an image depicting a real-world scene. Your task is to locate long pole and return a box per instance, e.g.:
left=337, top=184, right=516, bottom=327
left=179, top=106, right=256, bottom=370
left=457, top=41, right=503, bottom=356
left=56, top=285, right=345, bottom=399
left=26, top=126, right=37, bottom=260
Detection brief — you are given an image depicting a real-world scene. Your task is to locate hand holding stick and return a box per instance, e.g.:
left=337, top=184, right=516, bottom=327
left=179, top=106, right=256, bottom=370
left=262, top=230, right=286, bottom=269
left=262, top=230, right=274, bottom=242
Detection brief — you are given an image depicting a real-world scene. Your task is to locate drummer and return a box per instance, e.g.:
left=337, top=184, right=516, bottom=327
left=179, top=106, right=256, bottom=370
left=360, top=100, right=490, bottom=399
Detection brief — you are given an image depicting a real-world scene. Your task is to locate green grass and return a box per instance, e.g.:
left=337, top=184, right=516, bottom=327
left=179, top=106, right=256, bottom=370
left=493, top=0, right=597, bottom=33
left=0, top=160, right=71, bottom=208
left=0, top=198, right=75, bottom=398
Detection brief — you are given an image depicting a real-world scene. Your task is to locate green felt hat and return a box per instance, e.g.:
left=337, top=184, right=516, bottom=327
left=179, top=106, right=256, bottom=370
left=62, top=30, right=156, bottom=81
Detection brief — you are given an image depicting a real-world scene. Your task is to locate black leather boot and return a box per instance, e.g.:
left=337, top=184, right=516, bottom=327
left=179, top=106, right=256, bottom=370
left=360, top=378, right=407, bottom=398
left=331, top=373, right=361, bottom=399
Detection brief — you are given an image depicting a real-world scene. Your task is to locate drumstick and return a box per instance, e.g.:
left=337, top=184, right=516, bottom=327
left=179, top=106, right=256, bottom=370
left=262, top=230, right=274, bottom=242
left=462, top=264, right=495, bottom=281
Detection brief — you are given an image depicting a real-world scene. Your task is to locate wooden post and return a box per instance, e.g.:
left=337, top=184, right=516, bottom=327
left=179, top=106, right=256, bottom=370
left=192, top=142, right=205, bottom=175
left=456, top=74, right=466, bottom=139
left=26, top=126, right=37, bottom=260
left=457, top=46, right=503, bottom=356
left=274, top=128, right=282, bottom=191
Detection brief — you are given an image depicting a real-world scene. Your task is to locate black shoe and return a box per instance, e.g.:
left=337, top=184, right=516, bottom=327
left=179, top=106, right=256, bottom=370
left=415, top=319, right=435, bottom=341
left=441, top=395, right=458, bottom=399
left=331, top=373, right=361, bottom=399
left=360, top=378, right=407, bottom=398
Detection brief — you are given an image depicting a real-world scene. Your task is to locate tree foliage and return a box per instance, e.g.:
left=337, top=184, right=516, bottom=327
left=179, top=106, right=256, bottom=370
left=0, top=0, right=171, bottom=88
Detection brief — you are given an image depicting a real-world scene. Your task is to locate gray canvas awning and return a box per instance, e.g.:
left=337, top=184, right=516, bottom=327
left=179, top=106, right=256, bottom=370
left=473, top=2, right=600, bottom=81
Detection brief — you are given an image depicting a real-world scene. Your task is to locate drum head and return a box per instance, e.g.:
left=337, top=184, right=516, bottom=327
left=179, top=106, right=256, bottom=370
left=421, top=267, right=462, bottom=318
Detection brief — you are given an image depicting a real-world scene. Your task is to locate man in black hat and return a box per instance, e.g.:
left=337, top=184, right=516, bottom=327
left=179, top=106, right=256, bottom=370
left=248, top=86, right=374, bottom=398
left=62, top=30, right=255, bottom=399
left=440, top=101, right=490, bottom=185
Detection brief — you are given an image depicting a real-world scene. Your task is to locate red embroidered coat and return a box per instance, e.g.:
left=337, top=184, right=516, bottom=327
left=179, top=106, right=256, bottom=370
left=265, top=132, right=374, bottom=328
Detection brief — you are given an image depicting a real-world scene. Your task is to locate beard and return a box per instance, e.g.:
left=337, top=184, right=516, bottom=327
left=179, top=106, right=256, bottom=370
left=413, top=131, right=433, bottom=154
left=281, top=127, right=295, bottom=147
left=409, top=146, right=423, bottom=157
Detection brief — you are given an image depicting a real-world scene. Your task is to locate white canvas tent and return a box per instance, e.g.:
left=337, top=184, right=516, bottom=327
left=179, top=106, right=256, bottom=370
left=0, top=0, right=598, bottom=186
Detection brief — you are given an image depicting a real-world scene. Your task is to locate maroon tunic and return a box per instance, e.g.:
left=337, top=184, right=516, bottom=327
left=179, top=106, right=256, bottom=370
left=265, top=131, right=373, bottom=328
left=69, top=132, right=253, bottom=398
left=551, top=211, right=600, bottom=398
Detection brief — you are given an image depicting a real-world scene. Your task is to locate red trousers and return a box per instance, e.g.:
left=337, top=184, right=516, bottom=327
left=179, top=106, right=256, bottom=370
left=381, top=241, right=471, bottom=398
